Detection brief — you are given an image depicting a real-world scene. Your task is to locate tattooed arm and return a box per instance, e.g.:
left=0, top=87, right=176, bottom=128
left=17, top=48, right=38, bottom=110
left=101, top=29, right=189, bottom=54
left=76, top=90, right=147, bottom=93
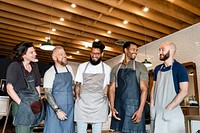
left=45, top=87, right=67, bottom=120
left=74, top=82, right=81, bottom=99
left=45, top=87, right=58, bottom=109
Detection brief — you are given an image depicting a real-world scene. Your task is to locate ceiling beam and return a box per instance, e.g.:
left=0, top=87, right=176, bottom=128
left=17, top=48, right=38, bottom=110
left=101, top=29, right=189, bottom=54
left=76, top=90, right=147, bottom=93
left=19, top=0, right=168, bottom=37
left=0, top=33, right=116, bottom=61
left=0, top=1, right=155, bottom=44
left=129, top=0, right=195, bottom=24
left=167, top=0, right=200, bottom=16
left=94, top=0, right=184, bottom=29
left=0, top=17, right=122, bottom=54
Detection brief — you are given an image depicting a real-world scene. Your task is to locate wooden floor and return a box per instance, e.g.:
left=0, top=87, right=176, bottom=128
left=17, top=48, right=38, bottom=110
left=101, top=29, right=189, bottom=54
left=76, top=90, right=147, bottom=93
left=0, top=116, right=150, bottom=133
left=0, top=116, right=115, bottom=133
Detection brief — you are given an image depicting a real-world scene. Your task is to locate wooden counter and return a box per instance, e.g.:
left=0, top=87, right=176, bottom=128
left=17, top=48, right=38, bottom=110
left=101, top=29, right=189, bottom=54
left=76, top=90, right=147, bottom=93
left=181, top=106, right=199, bottom=115
left=185, top=115, right=200, bottom=133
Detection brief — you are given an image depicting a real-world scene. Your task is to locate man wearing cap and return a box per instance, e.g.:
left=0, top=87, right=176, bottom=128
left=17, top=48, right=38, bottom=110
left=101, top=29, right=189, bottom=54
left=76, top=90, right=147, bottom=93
left=74, top=41, right=111, bottom=133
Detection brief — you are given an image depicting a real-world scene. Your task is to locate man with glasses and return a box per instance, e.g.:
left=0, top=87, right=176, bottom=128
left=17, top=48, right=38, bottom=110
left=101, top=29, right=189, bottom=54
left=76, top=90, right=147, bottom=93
left=109, top=41, right=148, bottom=133
left=74, top=41, right=111, bottom=133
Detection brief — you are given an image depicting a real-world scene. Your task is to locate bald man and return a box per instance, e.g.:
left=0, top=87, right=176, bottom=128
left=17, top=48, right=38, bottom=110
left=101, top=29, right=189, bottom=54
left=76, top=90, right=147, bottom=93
left=150, top=42, right=189, bottom=133
left=43, top=46, right=74, bottom=133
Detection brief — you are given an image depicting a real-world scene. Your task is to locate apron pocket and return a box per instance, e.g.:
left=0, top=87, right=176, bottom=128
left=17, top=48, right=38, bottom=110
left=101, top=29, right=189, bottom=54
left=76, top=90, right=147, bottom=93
left=150, top=106, right=156, bottom=121
left=30, top=100, right=42, bottom=114
left=163, top=107, right=181, bottom=121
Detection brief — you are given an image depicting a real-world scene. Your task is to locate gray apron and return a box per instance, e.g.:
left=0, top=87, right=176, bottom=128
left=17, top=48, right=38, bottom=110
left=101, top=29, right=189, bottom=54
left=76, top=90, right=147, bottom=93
left=150, top=64, right=185, bottom=133
left=12, top=63, right=44, bottom=127
left=44, top=65, right=74, bottom=133
left=74, top=62, right=108, bottom=123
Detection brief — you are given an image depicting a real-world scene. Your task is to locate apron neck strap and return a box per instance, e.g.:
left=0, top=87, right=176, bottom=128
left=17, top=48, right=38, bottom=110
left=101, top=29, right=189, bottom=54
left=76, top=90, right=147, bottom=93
left=115, top=60, right=136, bottom=87
left=21, top=62, right=33, bottom=77
left=84, top=62, right=104, bottom=74
left=53, top=65, right=69, bottom=74
left=160, top=60, right=174, bottom=71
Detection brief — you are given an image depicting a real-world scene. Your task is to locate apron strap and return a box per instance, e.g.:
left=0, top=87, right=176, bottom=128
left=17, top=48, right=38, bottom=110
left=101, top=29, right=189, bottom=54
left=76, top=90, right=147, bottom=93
left=21, top=62, right=34, bottom=77
left=83, top=62, right=90, bottom=73
left=83, top=62, right=104, bottom=74
left=115, top=60, right=136, bottom=87
left=53, top=65, right=58, bottom=74
left=115, top=63, right=122, bottom=88
left=159, top=60, right=174, bottom=71
left=53, top=65, right=69, bottom=74
left=101, top=62, right=105, bottom=74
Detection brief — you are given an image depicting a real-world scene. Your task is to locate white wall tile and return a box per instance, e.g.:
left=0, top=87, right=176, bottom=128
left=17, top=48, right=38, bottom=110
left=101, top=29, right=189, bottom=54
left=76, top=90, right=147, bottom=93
left=106, top=22, right=200, bottom=106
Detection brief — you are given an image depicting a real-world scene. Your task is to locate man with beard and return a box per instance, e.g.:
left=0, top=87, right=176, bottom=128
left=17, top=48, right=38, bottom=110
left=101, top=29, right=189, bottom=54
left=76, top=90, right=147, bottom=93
left=43, top=46, right=74, bottom=133
left=109, top=41, right=148, bottom=133
left=150, top=42, right=188, bottom=133
left=74, top=41, right=111, bottom=133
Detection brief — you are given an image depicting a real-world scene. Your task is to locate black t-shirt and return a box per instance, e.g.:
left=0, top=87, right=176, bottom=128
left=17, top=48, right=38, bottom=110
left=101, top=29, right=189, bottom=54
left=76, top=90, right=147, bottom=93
left=6, top=61, right=41, bottom=92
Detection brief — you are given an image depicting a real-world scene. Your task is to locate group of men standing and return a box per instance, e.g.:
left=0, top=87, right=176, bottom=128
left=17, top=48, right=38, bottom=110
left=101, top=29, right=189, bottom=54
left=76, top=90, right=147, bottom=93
left=6, top=40, right=188, bottom=133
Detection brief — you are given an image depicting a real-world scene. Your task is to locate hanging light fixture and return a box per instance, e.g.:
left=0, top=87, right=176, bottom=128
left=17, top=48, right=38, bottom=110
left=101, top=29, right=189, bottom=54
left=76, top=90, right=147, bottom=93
left=142, top=27, right=152, bottom=67
left=40, top=0, right=55, bottom=51
left=40, top=39, right=55, bottom=51
left=142, top=59, right=152, bottom=67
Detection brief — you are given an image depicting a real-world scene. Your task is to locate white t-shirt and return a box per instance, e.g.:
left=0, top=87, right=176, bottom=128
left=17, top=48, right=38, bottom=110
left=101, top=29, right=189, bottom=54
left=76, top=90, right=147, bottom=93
left=75, top=61, right=111, bottom=89
left=43, top=65, right=74, bottom=88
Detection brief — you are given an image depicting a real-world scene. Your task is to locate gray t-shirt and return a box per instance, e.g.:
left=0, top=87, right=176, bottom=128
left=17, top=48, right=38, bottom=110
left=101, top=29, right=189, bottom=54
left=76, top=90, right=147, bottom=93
left=110, top=60, right=149, bottom=84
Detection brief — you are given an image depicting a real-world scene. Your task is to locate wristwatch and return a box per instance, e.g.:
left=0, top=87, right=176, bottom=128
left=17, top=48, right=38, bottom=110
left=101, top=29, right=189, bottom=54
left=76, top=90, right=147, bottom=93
left=54, top=107, right=61, bottom=113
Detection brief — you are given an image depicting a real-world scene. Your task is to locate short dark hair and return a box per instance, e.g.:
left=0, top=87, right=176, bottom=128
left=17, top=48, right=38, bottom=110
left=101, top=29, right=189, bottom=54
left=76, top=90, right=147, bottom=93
left=92, top=41, right=105, bottom=53
left=13, top=42, right=34, bottom=61
left=123, top=41, right=138, bottom=53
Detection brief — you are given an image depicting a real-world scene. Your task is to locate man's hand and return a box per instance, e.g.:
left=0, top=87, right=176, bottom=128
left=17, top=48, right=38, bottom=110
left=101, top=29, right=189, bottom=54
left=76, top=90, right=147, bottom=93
left=132, top=109, right=142, bottom=124
left=111, top=108, right=121, bottom=121
left=56, top=110, right=67, bottom=121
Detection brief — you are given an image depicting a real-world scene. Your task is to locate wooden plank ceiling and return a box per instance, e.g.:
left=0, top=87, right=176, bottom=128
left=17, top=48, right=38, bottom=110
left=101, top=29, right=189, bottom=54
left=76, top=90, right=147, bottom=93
left=0, top=0, right=200, bottom=63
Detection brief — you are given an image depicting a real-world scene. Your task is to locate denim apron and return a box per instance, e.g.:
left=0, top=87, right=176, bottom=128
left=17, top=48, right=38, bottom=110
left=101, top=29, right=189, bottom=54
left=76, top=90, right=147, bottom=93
left=12, top=64, right=44, bottom=127
left=110, top=61, right=145, bottom=133
left=150, top=65, right=185, bottom=133
left=44, top=65, right=74, bottom=133
left=74, top=62, right=108, bottom=122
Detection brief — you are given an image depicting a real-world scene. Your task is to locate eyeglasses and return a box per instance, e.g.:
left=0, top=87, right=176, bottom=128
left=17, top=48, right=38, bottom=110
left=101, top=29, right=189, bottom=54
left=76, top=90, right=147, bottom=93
left=90, top=52, right=101, bottom=56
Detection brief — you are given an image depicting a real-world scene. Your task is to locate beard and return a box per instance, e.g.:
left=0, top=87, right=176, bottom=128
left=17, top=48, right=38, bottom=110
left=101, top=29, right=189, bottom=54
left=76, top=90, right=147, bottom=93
left=160, top=50, right=170, bottom=61
left=57, top=57, right=67, bottom=66
left=131, top=53, right=137, bottom=60
left=90, top=56, right=101, bottom=65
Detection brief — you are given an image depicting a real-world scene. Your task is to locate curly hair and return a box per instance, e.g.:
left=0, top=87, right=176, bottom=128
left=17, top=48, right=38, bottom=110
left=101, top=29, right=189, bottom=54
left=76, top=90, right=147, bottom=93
left=92, top=41, right=105, bottom=53
left=13, top=42, right=34, bottom=61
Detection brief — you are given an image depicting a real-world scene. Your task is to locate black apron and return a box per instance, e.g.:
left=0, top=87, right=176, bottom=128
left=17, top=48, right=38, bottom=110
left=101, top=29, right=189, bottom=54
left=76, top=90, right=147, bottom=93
left=12, top=64, right=44, bottom=127
left=110, top=62, right=145, bottom=133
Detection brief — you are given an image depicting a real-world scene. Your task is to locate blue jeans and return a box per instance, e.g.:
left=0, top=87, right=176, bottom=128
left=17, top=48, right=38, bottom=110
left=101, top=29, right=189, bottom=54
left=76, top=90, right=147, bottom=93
left=77, top=122, right=102, bottom=133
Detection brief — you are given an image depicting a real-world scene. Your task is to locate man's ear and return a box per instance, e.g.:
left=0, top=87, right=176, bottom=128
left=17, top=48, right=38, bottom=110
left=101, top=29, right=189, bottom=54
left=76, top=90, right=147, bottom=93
left=52, top=55, right=56, bottom=61
left=101, top=52, right=104, bottom=57
left=124, top=48, right=127, bottom=53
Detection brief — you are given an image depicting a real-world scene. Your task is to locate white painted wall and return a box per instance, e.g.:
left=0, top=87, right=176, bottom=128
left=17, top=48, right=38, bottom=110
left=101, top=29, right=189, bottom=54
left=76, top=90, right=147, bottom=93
left=68, top=61, right=80, bottom=76
left=70, top=23, right=200, bottom=130
left=105, top=22, right=200, bottom=131
left=105, top=22, right=200, bottom=104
